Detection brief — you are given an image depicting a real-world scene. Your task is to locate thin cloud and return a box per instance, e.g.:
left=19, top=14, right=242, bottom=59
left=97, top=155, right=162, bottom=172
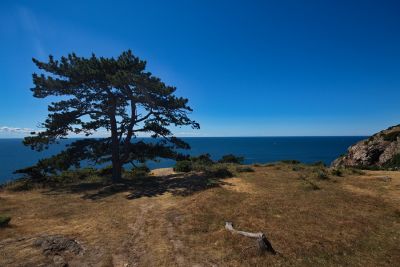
left=0, top=126, right=202, bottom=138
left=0, top=126, right=36, bottom=134
left=175, top=131, right=206, bottom=137
left=17, top=6, right=46, bottom=58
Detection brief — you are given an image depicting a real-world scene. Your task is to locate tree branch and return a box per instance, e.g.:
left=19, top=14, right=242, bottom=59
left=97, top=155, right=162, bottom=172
left=225, top=222, right=276, bottom=255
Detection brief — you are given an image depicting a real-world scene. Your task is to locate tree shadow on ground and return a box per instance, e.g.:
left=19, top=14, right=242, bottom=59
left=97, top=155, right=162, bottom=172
left=44, top=172, right=231, bottom=200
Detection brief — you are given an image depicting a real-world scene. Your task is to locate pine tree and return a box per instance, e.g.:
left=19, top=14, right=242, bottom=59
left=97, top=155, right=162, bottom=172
left=23, top=50, right=199, bottom=182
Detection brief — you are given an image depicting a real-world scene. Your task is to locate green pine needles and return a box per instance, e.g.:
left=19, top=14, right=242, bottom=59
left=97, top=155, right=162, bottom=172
left=20, top=50, right=199, bottom=182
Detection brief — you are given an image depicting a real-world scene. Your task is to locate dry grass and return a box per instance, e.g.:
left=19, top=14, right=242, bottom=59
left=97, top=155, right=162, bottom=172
left=1, top=163, right=399, bottom=266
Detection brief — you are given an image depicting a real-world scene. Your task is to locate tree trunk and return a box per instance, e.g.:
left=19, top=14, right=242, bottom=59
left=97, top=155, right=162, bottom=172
left=110, top=113, right=122, bottom=182
left=111, top=158, right=122, bottom=182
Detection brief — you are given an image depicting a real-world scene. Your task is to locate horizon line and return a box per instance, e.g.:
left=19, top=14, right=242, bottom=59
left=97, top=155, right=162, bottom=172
left=0, top=135, right=369, bottom=139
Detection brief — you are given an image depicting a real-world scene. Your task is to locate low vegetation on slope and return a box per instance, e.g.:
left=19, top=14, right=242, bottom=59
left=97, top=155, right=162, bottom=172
left=1, top=162, right=399, bottom=266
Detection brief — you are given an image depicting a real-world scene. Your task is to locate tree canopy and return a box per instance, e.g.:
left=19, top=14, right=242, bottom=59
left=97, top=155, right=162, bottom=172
left=21, top=50, right=199, bottom=181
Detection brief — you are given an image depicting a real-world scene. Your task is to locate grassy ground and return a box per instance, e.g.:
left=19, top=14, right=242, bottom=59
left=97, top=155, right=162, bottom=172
left=0, top=163, right=399, bottom=266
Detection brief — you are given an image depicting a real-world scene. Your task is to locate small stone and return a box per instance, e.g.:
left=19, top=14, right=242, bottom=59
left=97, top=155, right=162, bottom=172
left=53, top=255, right=67, bottom=267
left=377, top=176, right=391, bottom=182
left=34, top=235, right=82, bottom=255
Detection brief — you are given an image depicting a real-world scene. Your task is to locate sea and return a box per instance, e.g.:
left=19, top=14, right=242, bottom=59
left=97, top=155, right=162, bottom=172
left=0, top=136, right=365, bottom=184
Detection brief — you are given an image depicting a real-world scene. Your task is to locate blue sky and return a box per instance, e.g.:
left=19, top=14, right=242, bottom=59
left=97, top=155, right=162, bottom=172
left=0, top=0, right=399, bottom=137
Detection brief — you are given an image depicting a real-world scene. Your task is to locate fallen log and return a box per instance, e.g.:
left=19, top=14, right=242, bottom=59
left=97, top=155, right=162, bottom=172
left=225, top=221, right=276, bottom=254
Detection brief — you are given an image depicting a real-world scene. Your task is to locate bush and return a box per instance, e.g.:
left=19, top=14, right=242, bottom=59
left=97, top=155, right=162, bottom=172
left=0, top=215, right=11, bottom=227
left=310, top=161, right=326, bottom=167
left=190, top=154, right=214, bottom=165
left=281, top=160, right=301, bottom=164
left=79, top=167, right=98, bottom=177
left=50, top=167, right=98, bottom=184
left=331, top=168, right=343, bottom=177
left=98, top=165, right=114, bottom=176
left=57, top=171, right=81, bottom=184
left=299, top=175, right=320, bottom=190
left=205, top=165, right=233, bottom=178
left=317, top=170, right=329, bottom=180
left=350, top=168, right=366, bottom=175
left=174, top=160, right=192, bottom=172
left=382, top=131, right=400, bottom=142
left=3, top=178, right=37, bottom=191
left=384, top=154, right=400, bottom=169
left=236, top=166, right=254, bottom=172
left=13, top=166, right=45, bottom=181
left=362, top=165, right=383, bottom=170
left=185, top=154, right=215, bottom=172
left=292, top=166, right=303, bottom=171
left=307, top=181, right=321, bottom=190
left=218, top=154, right=244, bottom=164
left=60, top=167, right=97, bottom=181
left=129, top=165, right=150, bottom=177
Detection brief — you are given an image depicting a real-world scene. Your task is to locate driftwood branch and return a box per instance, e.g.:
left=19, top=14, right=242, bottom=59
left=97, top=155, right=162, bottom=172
left=225, top=222, right=276, bottom=254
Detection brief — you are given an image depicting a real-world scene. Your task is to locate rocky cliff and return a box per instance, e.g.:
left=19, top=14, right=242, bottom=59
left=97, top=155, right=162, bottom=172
left=332, top=125, right=400, bottom=169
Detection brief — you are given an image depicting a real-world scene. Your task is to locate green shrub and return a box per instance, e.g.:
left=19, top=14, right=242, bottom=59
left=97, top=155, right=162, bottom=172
left=317, top=170, right=329, bottom=180
left=3, top=178, right=37, bottom=191
left=350, top=168, right=366, bottom=175
left=394, top=209, right=400, bottom=218
left=299, top=175, right=320, bottom=190
left=58, top=167, right=98, bottom=183
left=281, top=160, right=301, bottom=164
left=0, top=215, right=11, bottom=227
left=310, top=161, right=326, bottom=167
left=205, top=165, right=232, bottom=178
left=129, top=165, right=150, bottom=177
left=331, top=168, right=343, bottom=177
left=356, top=165, right=383, bottom=170
left=79, top=167, right=98, bottom=176
left=174, top=160, right=193, bottom=172
left=98, top=165, right=114, bottom=176
left=387, top=124, right=400, bottom=130
left=13, top=166, right=45, bottom=181
left=383, top=154, right=400, bottom=169
left=57, top=171, right=81, bottom=184
left=218, top=154, right=244, bottom=164
left=236, top=166, right=254, bottom=172
left=382, top=131, right=400, bottom=142
left=190, top=154, right=214, bottom=165
left=292, top=166, right=304, bottom=171
left=307, top=181, right=321, bottom=190
left=184, top=154, right=216, bottom=172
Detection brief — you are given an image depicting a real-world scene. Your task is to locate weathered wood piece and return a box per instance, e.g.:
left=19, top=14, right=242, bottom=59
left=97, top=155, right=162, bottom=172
left=225, top=221, right=276, bottom=254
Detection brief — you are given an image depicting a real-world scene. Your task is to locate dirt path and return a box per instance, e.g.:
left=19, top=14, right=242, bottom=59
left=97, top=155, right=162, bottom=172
left=112, top=195, right=189, bottom=267
left=112, top=202, right=156, bottom=267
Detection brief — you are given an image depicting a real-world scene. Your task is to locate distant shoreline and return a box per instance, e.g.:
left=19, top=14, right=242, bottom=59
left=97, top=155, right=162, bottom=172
left=0, top=136, right=365, bottom=183
left=0, top=136, right=368, bottom=140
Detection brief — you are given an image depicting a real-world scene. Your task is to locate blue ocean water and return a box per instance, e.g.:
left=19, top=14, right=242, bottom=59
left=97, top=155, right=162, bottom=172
left=0, top=137, right=365, bottom=183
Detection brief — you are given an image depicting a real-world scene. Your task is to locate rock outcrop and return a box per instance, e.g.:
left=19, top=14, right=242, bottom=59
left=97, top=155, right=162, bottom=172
left=332, top=125, right=400, bottom=169
left=33, top=235, right=83, bottom=256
